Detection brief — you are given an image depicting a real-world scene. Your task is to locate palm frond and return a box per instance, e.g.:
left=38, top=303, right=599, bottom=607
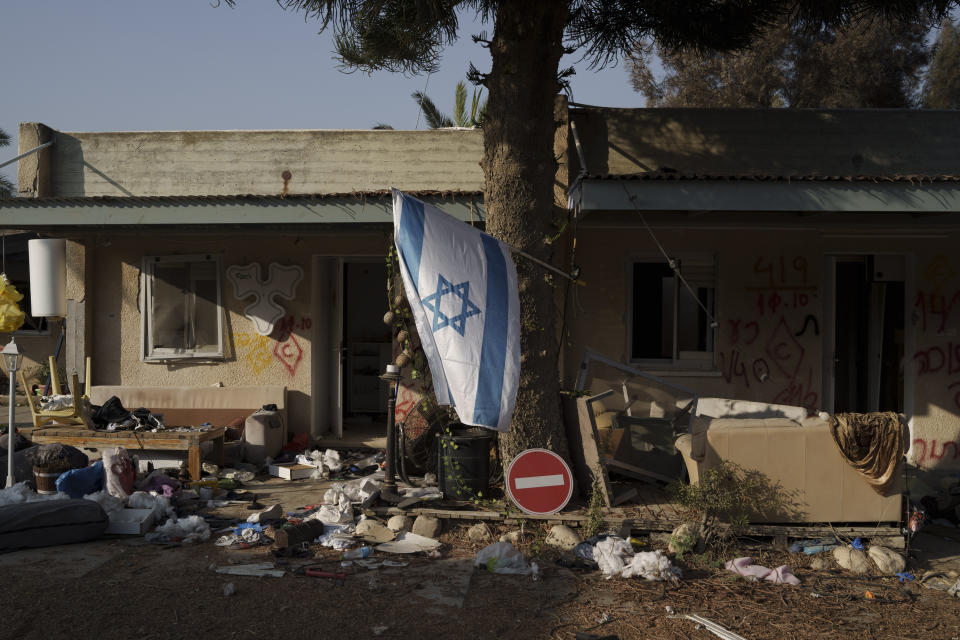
left=453, top=81, right=469, bottom=127
left=412, top=90, right=453, bottom=129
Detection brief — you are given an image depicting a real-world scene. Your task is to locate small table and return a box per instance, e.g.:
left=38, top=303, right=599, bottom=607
left=28, top=426, right=226, bottom=482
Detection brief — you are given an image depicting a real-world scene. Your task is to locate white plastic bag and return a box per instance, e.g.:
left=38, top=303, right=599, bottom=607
left=474, top=542, right=531, bottom=575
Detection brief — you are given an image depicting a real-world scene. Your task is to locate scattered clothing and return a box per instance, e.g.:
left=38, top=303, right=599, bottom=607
left=725, top=557, right=800, bottom=585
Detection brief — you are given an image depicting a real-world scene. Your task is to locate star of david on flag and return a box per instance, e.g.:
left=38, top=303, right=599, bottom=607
left=421, top=274, right=480, bottom=336
left=392, top=189, right=520, bottom=432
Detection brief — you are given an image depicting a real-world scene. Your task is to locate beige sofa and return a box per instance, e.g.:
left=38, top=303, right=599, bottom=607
left=88, top=385, right=287, bottom=434
left=675, top=416, right=903, bottom=523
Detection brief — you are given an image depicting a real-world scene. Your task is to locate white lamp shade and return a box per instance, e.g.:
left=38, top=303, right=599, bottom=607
left=28, top=239, right=67, bottom=318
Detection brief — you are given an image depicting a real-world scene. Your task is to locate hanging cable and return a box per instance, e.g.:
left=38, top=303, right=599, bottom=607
left=414, top=71, right=433, bottom=130
left=621, top=182, right=719, bottom=329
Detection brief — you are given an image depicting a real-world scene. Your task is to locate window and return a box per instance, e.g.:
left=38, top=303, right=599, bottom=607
left=629, top=256, right=716, bottom=368
left=142, top=254, right=223, bottom=360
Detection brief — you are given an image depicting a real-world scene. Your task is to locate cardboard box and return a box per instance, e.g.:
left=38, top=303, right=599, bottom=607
left=268, top=463, right=316, bottom=480
left=106, top=508, right=156, bottom=535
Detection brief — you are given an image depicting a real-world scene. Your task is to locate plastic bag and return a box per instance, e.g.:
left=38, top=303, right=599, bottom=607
left=103, top=447, right=135, bottom=498
left=474, top=542, right=531, bottom=575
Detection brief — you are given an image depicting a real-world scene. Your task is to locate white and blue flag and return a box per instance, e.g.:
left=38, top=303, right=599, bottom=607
left=392, top=189, right=520, bottom=432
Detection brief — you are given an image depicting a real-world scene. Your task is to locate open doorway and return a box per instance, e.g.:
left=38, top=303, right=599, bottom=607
left=831, top=255, right=905, bottom=413
left=343, top=261, right=392, bottom=426
left=311, top=256, right=391, bottom=446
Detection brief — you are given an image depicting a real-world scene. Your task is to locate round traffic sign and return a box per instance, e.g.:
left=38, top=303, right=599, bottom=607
left=505, top=448, right=573, bottom=515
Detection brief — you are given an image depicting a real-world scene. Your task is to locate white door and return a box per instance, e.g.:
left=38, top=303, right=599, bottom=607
left=311, top=256, right=344, bottom=439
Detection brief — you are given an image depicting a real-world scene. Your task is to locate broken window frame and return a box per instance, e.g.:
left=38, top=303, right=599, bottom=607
left=141, top=253, right=224, bottom=361
left=627, top=253, right=717, bottom=371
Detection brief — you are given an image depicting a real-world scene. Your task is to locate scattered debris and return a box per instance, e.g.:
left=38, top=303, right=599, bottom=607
left=215, top=562, right=285, bottom=578
left=676, top=614, right=748, bottom=640
left=223, top=582, right=236, bottom=596
left=593, top=537, right=680, bottom=581
left=475, top=541, right=531, bottom=575
left=376, top=531, right=442, bottom=554
left=725, top=557, right=800, bottom=585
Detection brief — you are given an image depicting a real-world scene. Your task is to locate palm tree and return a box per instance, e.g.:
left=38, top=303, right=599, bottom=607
left=0, top=128, right=14, bottom=197
left=413, top=80, right=486, bottom=129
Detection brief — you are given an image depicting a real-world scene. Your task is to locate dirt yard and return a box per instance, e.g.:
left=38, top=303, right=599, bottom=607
left=1, top=519, right=958, bottom=640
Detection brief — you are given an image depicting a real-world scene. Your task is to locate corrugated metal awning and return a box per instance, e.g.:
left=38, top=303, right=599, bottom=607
left=0, top=192, right=485, bottom=229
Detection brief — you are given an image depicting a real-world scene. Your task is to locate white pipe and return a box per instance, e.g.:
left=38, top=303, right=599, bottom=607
left=0, top=138, right=56, bottom=170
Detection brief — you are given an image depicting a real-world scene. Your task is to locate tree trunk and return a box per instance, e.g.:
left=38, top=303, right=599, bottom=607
left=482, top=3, right=570, bottom=463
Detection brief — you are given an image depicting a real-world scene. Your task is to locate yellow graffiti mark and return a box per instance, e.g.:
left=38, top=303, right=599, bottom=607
left=236, top=332, right=273, bottom=375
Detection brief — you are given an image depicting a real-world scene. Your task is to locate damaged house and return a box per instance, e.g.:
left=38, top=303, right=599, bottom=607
left=1, top=103, right=958, bottom=502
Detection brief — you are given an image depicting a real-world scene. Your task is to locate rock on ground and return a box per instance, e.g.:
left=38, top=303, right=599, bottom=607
left=833, top=546, right=871, bottom=574
left=499, top=530, right=521, bottom=544
left=412, top=515, right=442, bottom=538
left=868, top=545, right=906, bottom=575
left=809, top=555, right=832, bottom=570
left=668, top=523, right=701, bottom=555
left=545, top=525, right=581, bottom=551
left=467, top=523, right=492, bottom=543
left=387, top=515, right=413, bottom=532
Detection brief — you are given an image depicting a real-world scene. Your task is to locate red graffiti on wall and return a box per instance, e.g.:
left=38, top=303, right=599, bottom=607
left=914, top=289, right=960, bottom=334
left=728, top=318, right=760, bottom=345
left=912, top=438, right=960, bottom=465
left=395, top=384, right=419, bottom=423
left=913, top=343, right=960, bottom=376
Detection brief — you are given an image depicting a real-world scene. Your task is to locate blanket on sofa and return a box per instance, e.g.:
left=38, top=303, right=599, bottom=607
left=829, top=412, right=904, bottom=495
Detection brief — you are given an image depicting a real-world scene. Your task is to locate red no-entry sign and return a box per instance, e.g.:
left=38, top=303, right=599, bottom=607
left=505, top=449, right=573, bottom=515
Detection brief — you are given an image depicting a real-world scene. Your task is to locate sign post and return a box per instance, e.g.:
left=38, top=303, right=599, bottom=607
left=504, top=449, right=574, bottom=515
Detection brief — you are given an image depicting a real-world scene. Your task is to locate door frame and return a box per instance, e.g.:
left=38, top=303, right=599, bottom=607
left=821, top=252, right=914, bottom=431
left=310, top=254, right=386, bottom=440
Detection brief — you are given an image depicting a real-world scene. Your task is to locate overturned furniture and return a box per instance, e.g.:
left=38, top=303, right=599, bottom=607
left=563, top=349, right=698, bottom=506
left=20, top=356, right=91, bottom=428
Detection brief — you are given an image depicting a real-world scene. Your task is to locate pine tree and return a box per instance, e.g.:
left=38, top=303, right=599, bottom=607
left=632, top=19, right=931, bottom=108
left=924, top=19, right=960, bottom=108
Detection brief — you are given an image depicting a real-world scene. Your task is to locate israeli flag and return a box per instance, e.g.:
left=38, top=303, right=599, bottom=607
left=392, top=189, right=520, bottom=432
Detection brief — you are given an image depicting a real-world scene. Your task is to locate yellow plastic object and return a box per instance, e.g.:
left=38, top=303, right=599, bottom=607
left=0, top=274, right=25, bottom=332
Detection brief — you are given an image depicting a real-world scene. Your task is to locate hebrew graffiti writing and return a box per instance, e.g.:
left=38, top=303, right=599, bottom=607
left=912, top=438, right=960, bottom=466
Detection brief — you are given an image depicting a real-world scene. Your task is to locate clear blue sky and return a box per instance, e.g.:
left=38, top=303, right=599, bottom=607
left=0, top=1, right=645, bottom=188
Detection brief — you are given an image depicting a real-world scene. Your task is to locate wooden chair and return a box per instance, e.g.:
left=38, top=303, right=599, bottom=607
left=20, top=356, right=91, bottom=428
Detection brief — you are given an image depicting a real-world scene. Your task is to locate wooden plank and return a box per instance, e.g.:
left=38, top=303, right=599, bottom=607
left=361, top=504, right=900, bottom=539
left=603, top=457, right=679, bottom=485
left=611, top=487, right=638, bottom=506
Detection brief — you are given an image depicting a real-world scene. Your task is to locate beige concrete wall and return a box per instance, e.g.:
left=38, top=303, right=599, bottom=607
left=90, top=232, right=388, bottom=435
left=42, top=128, right=483, bottom=197
left=571, top=108, right=960, bottom=176
left=565, top=224, right=960, bottom=471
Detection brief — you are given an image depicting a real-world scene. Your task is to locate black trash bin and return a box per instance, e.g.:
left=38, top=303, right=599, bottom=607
left=437, top=424, right=493, bottom=500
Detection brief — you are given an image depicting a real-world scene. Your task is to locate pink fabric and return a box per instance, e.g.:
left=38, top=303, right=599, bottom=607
left=725, top=557, right=800, bottom=586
